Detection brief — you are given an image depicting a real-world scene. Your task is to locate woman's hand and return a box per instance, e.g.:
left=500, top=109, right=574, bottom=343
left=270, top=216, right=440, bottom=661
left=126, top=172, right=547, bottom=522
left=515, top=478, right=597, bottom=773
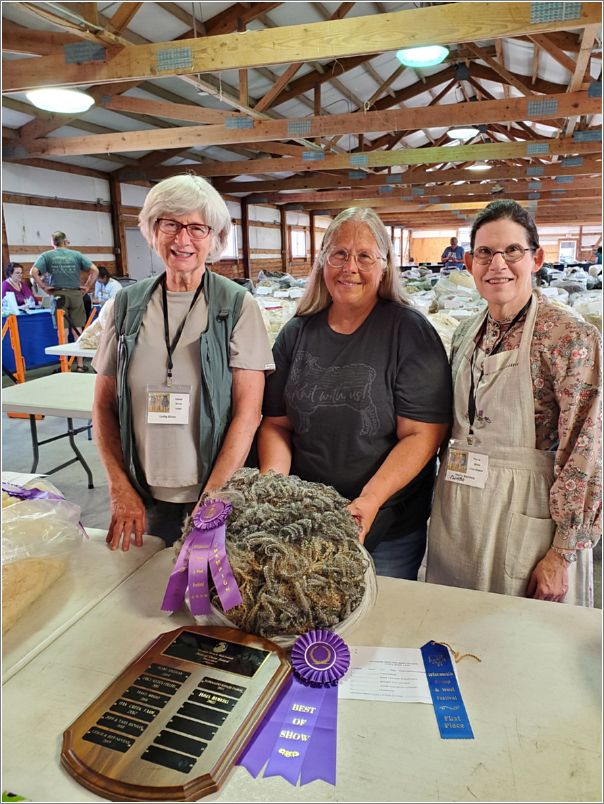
left=526, top=549, right=570, bottom=602
left=106, top=481, right=146, bottom=551
left=347, top=494, right=381, bottom=544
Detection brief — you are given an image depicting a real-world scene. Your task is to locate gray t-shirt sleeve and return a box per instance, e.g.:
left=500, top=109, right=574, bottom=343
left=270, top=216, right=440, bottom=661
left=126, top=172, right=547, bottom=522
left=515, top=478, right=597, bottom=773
left=262, top=317, right=301, bottom=416
left=394, top=311, right=452, bottom=423
left=91, top=313, right=118, bottom=376
left=229, top=292, right=276, bottom=371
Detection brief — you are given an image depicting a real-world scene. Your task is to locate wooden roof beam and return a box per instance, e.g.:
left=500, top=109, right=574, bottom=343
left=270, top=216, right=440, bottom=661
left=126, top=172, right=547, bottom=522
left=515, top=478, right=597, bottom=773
left=206, top=158, right=603, bottom=192
left=165, top=139, right=603, bottom=178
left=5, top=3, right=601, bottom=91
left=527, top=34, right=577, bottom=74
left=563, top=24, right=600, bottom=138
left=14, top=91, right=597, bottom=158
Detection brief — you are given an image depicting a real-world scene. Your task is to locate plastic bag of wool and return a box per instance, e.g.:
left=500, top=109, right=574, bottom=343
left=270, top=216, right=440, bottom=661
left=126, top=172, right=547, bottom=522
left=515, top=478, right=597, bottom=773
left=172, top=468, right=377, bottom=648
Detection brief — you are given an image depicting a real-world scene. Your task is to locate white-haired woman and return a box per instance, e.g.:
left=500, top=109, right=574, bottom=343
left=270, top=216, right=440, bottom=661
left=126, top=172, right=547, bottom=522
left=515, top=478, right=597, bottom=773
left=92, top=174, right=274, bottom=550
left=258, top=208, right=452, bottom=579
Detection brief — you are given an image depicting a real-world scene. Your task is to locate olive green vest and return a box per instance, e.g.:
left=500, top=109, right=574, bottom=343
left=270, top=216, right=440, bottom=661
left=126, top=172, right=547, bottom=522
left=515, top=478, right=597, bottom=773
left=113, top=271, right=246, bottom=501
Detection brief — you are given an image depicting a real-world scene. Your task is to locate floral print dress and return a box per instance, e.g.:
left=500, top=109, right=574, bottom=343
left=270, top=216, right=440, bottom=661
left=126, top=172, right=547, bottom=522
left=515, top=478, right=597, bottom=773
left=450, top=292, right=601, bottom=555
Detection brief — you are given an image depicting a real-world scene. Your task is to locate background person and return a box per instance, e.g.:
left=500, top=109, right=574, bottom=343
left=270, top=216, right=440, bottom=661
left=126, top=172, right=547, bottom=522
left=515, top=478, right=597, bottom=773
left=427, top=200, right=601, bottom=606
left=441, top=236, right=465, bottom=269
left=258, top=207, right=452, bottom=580
left=31, top=231, right=98, bottom=372
left=2, top=263, right=36, bottom=310
left=94, top=266, right=122, bottom=304
left=92, top=174, right=274, bottom=551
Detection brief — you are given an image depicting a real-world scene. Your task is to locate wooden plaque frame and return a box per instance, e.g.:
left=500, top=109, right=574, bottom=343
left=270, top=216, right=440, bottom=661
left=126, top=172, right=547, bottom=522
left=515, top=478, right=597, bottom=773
left=61, top=626, right=291, bottom=801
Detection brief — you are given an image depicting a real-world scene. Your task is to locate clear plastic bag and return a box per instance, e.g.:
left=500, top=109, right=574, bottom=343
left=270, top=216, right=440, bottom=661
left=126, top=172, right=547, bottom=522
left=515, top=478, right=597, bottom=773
left=2, top=476, right=85, bottom=634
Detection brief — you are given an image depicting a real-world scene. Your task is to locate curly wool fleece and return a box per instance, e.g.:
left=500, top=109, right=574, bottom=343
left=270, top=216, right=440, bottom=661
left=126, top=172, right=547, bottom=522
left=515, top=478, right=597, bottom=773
left=175, top=468, right=369, bottom=638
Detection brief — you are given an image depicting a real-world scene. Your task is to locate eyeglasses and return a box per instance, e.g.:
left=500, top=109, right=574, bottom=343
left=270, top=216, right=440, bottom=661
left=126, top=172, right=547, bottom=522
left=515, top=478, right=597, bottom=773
left=325, top=248, right=384, bottom=271
left=470, top=244, right=535, bottom=265
left=156, top=218, right=212, bottom=240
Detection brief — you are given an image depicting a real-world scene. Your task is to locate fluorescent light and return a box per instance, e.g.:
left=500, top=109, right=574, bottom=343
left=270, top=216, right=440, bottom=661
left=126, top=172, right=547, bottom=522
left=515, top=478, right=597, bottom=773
left=466, top=163, right=492, bottom=171
left=447, top=127, right=480, bottom=141
left=25, top=88, right=95, bottom=113
left=396, top=45, right=449, bottom=68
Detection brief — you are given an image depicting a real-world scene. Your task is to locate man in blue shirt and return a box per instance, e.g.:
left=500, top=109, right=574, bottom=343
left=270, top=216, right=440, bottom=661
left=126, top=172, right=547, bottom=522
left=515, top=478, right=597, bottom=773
left=441, top=237, right=465, bottom=269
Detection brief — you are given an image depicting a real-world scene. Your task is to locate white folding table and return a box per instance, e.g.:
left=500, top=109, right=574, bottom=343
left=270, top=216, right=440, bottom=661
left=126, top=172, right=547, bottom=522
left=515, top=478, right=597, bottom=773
left=2, top=549, right=601, bottom=802
left=2, top=528, right=165, bottom=683
left=45, top=343, right=97, bottom=359
left=2, top=373, right=96, bottom=487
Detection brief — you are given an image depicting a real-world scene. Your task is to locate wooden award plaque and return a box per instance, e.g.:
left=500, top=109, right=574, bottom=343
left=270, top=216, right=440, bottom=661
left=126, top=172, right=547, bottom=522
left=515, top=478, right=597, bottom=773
left=61, top=626, right=291, bottom=801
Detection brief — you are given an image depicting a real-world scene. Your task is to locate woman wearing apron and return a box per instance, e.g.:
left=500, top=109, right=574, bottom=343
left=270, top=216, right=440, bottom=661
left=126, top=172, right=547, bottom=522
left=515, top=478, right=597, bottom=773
left=427, top=200, right=601, bottom=606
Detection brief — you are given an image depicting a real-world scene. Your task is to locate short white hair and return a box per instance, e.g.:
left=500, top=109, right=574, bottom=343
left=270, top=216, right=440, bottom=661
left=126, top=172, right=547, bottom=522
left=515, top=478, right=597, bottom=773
left=138, top=173, right=231, bottom=262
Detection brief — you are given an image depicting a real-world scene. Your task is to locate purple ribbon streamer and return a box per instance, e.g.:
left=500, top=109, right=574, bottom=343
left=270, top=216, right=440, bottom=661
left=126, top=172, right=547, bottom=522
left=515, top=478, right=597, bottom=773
left=188, top=530, right=213, bottom=615
left=237, top=630, right=348, bottom=787
left=237, top=678, right=293, bottom=777
left=161, top=529, right=196, bottom=613
left=160, top=518, right=242, bottom=615
left=2, top=482, right=65, bottom=502
left=208, top=523, right=243, bottom=612
left=300, top=684, right=338, bottom=785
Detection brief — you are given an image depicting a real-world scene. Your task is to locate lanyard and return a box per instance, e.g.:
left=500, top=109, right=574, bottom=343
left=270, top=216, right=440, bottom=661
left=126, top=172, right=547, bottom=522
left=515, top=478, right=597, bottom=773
left=467, top=298, right=531, bottom=435
left=160, top=273, right=204, bottom=385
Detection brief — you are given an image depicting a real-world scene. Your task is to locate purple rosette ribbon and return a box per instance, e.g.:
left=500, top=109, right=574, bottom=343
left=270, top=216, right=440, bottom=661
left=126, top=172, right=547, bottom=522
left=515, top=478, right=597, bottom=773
left=238, top=629, right=350, bottom=786
left=161, top=498, right=242, bottom=616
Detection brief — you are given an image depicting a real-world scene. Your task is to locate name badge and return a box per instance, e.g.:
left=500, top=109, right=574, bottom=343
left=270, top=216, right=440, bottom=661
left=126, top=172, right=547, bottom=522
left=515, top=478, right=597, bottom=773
left=146, top=385, right=190, bottom=425
left=445, top=447, right=488, bottom=489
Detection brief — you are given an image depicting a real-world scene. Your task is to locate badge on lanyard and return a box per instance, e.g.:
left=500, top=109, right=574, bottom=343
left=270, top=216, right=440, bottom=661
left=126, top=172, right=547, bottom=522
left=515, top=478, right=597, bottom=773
left=146, top=384, right=191, bottom=425
left=444, top=441, right=489, bottom=489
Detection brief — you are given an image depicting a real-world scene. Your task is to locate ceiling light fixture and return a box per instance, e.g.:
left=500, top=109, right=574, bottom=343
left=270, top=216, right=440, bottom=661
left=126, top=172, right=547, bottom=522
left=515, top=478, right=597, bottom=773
left=25, top=88, right=95, bottom=113
left=395, top=45, right=449, bottom=68
left=447, top=126, right=480, bottom=141
left=466, top=163, right=492, bottom=171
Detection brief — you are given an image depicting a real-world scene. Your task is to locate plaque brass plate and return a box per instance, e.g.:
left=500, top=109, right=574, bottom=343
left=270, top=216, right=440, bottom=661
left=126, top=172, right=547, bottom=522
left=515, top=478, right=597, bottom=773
left=61, top=626, right=291, bottom=801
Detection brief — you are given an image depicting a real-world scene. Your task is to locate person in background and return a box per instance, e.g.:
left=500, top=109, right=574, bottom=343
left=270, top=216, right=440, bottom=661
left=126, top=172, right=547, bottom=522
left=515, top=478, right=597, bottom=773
left=595, top=246, right=602, bottom=265
left=427, top=200, right=601, bottom=607
left=258, top=207, right=452, bottom=580
left=31, top=231, right=98, bottom=372
left=92, top=174, right=274, bottom=551
left=441, top=236, right=465, bottom=269
left=94, top=266, right=122, bottom=304
left=2, top=263, right=36, bottom=310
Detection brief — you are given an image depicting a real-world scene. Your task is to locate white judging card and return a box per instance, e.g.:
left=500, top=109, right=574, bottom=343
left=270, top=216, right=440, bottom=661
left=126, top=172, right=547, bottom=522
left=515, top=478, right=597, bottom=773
left=338, top=646, right=432, bottom=704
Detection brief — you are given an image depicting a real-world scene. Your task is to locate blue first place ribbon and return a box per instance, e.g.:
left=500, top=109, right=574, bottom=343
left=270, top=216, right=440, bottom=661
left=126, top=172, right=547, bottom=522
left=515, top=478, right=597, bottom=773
left=420, top=640, right=474, bottom=739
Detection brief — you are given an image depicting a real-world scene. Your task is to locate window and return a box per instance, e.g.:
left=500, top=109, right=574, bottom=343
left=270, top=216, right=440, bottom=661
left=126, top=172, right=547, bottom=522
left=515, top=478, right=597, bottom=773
left=291, top=229, right=306, bottom=258
left=391, top=228, right=402, bottom=263
left=221, top=224, right=238, bottom=259
left=558, top=239, right=577, bottom=263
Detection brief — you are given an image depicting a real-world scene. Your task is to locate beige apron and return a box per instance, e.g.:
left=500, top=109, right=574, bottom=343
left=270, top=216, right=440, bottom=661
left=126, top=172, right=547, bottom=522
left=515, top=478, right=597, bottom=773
left=427, top=292, right=593, bottom=606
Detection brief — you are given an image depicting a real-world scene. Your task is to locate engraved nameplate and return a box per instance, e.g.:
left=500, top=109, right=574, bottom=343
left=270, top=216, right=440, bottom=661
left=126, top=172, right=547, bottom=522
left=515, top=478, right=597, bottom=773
left=61, top=626, right=291, bottom=801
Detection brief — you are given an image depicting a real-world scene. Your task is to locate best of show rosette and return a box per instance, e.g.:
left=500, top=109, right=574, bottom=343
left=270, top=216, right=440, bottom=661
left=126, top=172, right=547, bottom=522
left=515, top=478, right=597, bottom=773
left=172, top=468, right=373, bottom=639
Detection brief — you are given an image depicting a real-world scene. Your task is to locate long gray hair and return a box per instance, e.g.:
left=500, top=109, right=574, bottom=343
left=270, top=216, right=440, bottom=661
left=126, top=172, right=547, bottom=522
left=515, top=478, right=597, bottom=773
left=296, top=207, right=409, bottom=316
left=138, top=173, right=231, bottom=263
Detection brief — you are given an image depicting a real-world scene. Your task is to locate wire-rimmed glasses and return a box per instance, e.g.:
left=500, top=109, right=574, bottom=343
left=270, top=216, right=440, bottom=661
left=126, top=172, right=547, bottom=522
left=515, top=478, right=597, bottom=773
left=470, top=244, right=535, bottom=265
left=325, top=248, right=385, bottom=271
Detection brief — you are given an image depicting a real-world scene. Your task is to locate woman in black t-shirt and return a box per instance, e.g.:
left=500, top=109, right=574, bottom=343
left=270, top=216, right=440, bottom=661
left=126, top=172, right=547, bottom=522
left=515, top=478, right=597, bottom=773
left=258, top=207, right=452, bottom=580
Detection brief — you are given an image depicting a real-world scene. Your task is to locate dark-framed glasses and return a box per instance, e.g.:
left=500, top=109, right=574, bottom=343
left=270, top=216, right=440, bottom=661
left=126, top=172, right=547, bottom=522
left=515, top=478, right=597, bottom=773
left=326, top=248, right=385, bottom=271
left=156, top=218, right=212, bottom=240
left=471, top=244, right=535, bottom=265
